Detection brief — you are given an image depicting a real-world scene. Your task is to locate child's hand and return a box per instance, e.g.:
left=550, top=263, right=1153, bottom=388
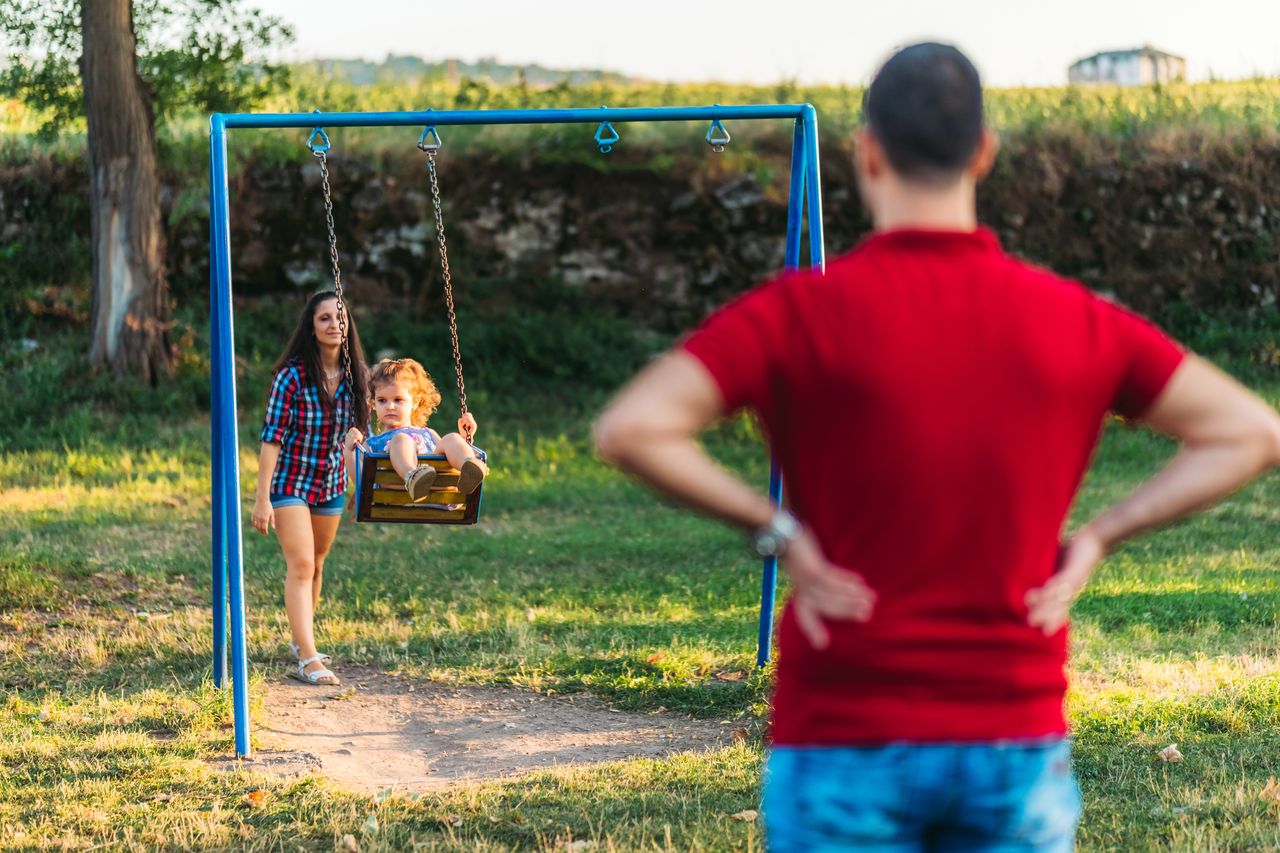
left=343, top=427, right=365, bottom=452
left=458, top=412, right=478, bottom=442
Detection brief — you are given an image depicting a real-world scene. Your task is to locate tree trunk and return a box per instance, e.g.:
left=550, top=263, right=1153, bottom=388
left=81, top=0, right=172, bottom=382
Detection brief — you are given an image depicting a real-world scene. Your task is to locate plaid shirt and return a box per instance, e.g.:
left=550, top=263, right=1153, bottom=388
left=260, top=359, right=354, bottom=503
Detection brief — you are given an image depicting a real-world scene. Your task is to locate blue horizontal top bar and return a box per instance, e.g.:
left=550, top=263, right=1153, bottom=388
left=213, top=104, right=811, bottom=131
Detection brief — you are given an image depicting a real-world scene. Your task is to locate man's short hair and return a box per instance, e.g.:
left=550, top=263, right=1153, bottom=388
left=864, top=43, right=984, bottom=184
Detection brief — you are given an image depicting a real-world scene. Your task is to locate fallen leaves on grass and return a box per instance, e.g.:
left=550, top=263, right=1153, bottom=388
left=243, top=790, right=270, bottom=807
left=730, top=810, right=759, bottom=822
left=645, top=652, right=665, bottom=664
left=1155, top=744, right=1184, bottom=763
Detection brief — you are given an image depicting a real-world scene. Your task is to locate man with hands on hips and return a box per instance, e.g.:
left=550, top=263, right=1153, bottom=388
left=594, top=42, right=1280, bottom=852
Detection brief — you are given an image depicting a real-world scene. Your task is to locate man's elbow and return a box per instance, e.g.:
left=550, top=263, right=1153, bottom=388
left=593, top=408, right=638, bottom=469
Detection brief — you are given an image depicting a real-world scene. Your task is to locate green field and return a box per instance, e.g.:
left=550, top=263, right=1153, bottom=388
left=3, top=333, right=1280, bottom=850
left=6, top=75, right=1280, bottom=158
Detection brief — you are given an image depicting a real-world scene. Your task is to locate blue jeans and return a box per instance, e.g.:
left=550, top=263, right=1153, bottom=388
left=763, top=740, right=1081, bottom=852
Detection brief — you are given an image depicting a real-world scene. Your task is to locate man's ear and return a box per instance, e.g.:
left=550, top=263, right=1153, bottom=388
left=968, top=126, right=999, bottom=181
left=854, top=127, right=887, bottom=181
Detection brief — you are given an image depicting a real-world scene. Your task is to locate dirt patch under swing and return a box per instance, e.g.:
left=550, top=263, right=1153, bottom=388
left=228, top=666, right=741, bottom=792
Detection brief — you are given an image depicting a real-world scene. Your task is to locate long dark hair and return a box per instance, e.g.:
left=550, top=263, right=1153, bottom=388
left=272, top=289, right=370, bottom=432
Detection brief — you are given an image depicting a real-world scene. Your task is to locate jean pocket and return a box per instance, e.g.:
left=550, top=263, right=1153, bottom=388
left=766, top=747, right=917, bottom=848
left=1009, top=741, right=1082, bottom=847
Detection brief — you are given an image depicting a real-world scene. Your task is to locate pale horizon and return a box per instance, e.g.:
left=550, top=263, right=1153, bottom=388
left=253, top=0, right=1280, bottom=88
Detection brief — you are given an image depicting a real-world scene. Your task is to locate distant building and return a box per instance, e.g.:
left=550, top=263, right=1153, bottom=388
left=1068, top=46, right=1186, bottom=86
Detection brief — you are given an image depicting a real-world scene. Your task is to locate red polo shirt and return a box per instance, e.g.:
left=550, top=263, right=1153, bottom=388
left=682, top=228, right=1184, bottom=745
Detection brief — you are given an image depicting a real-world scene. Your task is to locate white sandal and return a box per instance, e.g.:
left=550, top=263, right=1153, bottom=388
left=295, top=655, right=339, bottom=686
left=290, top=643, right=331, bottom=664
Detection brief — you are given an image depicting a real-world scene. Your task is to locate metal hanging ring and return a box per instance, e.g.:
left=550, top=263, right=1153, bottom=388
left=418, top=125, right=442, bottom=153
left=306, top=126, right=331, bottom=155
left=594, top=120, right=620, bottom=154
left=706, top=118, right=731, bottom=154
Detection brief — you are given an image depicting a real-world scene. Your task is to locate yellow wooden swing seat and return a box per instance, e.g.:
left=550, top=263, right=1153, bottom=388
left=354, top=450, right=485, bottom=525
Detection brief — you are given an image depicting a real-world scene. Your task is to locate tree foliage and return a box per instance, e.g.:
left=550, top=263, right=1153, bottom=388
left=0, top=0, right=293, bottom=134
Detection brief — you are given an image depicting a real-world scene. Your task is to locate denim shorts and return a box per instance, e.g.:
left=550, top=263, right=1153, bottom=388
left=763, top=739, right=1081, bottom=852
left=269, top=491, right=346, bottom=516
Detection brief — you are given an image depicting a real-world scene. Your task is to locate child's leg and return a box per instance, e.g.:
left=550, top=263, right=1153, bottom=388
left=438, top=433, right=479, bottom=469
left=387, top=432, right=420, bottom=480
left=392, top=432, right=437, bottom=501
left=439, top=433, right=487, bottom=494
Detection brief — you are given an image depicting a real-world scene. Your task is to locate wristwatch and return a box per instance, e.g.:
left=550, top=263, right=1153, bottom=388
left=751, top=508, right=802, bottom=558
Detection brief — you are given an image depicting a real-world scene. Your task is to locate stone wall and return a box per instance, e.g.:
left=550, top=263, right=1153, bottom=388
left=5, top=131, right=1280, bottom=332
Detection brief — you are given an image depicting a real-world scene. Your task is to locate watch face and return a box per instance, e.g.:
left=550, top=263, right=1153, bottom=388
left=753, top=510, right=799, bottom=558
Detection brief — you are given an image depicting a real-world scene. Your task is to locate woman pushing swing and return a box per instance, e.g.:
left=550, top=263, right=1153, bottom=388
left=252, top=288, right=369, bottom=686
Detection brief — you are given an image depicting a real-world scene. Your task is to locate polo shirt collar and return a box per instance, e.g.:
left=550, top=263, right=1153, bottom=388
left=864, top=226, right=1001, bottom=252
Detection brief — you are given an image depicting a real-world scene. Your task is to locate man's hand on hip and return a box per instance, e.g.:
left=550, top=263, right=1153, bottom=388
left=1025, top=529, right=1107, bottom=635
left=785, top=529, right=876, bottom=650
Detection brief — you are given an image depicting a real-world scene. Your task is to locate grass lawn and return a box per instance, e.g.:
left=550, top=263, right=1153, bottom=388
left=4, top=382, right=1280, bottom=851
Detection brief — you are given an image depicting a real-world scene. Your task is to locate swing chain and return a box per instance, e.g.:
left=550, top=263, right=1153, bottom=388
left=313, top=148, right=353, bottom=395
left=423, top=146, right=471, bottom=436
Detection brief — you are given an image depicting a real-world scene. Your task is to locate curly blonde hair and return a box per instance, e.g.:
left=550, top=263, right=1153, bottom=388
left=368, top=358, right=442, bottom=428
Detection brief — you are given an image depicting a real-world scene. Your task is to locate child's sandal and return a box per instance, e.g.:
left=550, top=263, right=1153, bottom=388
left=294, top=655, right=340, bottom=686
left=404, top=466, right=437, bottom=502
left=457, top=458, right=488, bottom=495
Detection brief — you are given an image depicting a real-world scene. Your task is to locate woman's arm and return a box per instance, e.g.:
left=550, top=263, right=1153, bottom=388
left=251, top=442, right=281, bottom=535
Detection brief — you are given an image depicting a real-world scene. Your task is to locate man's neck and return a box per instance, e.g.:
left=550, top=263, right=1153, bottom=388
left=872, top=179, right=978, bottom=233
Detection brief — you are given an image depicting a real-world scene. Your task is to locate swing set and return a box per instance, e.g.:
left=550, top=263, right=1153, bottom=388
left=210, top=104, right=827, bottom=756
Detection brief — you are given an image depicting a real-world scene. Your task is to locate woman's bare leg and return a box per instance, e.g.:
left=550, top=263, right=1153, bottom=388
left=310, top=512, right=341, bottom=612
left=276, top=505, right=337, bottom=684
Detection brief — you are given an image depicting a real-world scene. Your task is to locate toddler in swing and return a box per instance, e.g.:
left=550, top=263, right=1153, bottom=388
left=343, top=358, right=488, bottom=501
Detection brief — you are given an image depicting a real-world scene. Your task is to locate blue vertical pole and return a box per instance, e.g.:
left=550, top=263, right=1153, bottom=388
left=209, top=132, right=227, bottom=687
left=756, top=117, right=811, bottom=668
left=802, top=106, right=826, bottom=271
left=210, top=114, right=252, bottom=757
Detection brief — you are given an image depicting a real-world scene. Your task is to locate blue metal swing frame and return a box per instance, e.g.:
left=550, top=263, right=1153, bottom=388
left=209, top=104, right=826, bottom=757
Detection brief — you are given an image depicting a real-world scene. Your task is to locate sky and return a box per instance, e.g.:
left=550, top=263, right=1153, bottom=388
left=251, top=0, right=1280, bottom=88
